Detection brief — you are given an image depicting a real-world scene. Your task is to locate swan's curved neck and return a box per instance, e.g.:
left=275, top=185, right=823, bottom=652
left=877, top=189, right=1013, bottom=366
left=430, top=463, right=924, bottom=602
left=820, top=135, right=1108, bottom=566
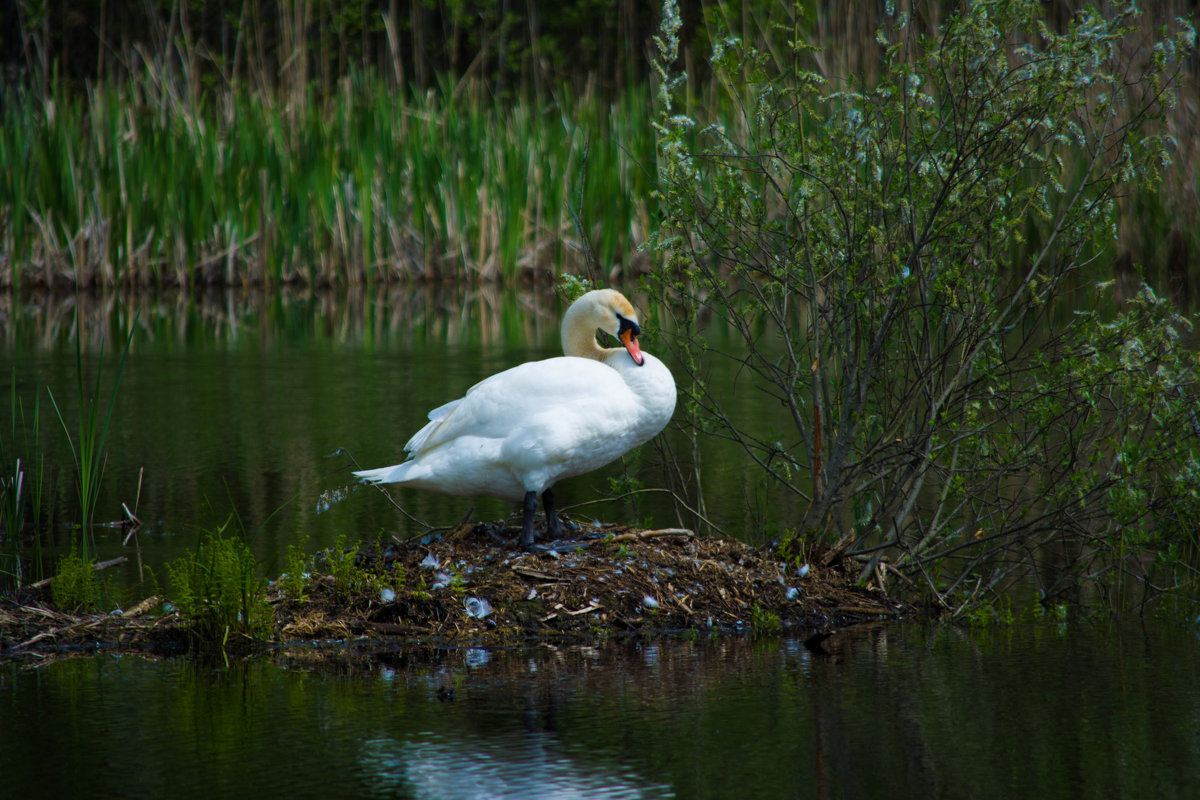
left=561, top=304, right=617, bottom=361
left=562, top=323, right=614, bottom=361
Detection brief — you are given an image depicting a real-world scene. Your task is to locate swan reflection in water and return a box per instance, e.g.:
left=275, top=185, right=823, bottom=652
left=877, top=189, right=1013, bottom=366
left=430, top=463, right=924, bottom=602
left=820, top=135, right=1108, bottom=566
left=359, top=733, right=670, bottom=800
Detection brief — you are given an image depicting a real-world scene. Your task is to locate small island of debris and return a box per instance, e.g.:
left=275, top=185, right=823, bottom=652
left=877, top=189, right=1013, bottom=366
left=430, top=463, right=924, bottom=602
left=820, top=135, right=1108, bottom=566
left=2, top=521, right=908, bottom=663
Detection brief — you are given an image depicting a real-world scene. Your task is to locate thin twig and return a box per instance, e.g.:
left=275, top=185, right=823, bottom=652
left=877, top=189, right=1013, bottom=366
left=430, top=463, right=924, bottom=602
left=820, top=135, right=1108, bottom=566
left=561, top=488, right=727, bottom=538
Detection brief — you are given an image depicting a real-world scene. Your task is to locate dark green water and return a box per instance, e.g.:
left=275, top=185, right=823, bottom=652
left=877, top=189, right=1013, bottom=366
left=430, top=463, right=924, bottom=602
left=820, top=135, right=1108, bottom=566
left=4, top=290, right=1200, bottom=798
left=1, top=288, right=799, bottom=593
left=2, top=621, right=1199, bottom=799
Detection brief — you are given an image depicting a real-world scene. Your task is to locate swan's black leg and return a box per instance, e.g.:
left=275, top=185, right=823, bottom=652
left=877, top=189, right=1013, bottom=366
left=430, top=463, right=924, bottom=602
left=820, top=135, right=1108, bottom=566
left=542, top=488, right=561, bottom=540
left=520, top=491, right=538, bottom=551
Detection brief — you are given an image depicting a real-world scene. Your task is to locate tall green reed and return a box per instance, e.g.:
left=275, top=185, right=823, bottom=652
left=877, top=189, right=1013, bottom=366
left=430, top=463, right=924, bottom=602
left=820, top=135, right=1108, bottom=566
left=1, top=372, right=48, bottom=589
left=2, top=3, right=1190, bottom=291
left=1, top=68, right=658, bottom=288
left=46, top=314, right=137, bottom=553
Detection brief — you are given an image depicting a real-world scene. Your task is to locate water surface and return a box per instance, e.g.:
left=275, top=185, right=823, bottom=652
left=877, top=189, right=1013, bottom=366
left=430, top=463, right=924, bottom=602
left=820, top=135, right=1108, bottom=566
left=2, top=621, right=1197, bottom=799
left=2, top=287, right=796, bottom=591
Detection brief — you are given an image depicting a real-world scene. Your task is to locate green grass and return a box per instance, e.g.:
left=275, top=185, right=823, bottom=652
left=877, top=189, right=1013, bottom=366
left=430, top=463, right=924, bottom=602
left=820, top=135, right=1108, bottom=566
left=0, top=73, right=658, bottom=289
left=1, top=2, right=1194, bottom=291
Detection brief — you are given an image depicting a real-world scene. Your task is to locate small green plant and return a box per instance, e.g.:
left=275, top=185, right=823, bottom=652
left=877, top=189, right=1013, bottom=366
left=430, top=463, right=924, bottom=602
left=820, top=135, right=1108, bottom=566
left=167, top=517, right=272, bottom=644
left=374, top=561, right=407, bottom=597
left=750, top=603, right=782, bottom=638
left=320, top=532, right=408, bottom=602
left=51, top=545, right=101, bottom=612
left=606, top=470, right=646, bottom=518
left=325, top=534, right=367, bottom=600
left=279, top=538, right=311, bottom=601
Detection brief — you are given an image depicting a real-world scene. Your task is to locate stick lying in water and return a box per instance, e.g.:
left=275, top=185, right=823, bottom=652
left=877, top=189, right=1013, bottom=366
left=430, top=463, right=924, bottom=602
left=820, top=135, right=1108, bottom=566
left=27, top=556, right=129, bottom=589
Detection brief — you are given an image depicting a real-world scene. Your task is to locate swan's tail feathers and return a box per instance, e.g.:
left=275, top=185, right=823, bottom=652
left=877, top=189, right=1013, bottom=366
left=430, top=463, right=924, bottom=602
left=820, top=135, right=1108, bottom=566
left=353, top=463, right=413, bottom=485
left=405, top=399, right=461, bottom=453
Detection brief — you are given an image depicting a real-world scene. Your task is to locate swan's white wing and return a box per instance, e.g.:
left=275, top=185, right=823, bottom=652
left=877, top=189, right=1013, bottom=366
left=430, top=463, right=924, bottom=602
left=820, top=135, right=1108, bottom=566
left=411, top=357, right=630, bottom=456
left=404, top=398, right=462, bottom=453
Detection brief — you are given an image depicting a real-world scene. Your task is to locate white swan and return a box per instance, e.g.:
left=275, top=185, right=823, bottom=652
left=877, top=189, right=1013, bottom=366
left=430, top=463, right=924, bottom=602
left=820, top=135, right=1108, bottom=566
left=354, top=289, right=677, bottom=550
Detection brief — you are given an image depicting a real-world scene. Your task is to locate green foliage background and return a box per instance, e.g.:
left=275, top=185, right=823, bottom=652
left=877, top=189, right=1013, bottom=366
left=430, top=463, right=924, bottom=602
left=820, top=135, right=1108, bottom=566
left=646, top=0, right=1200, bottom=612
left=1, top=0, right=1197, bottom=618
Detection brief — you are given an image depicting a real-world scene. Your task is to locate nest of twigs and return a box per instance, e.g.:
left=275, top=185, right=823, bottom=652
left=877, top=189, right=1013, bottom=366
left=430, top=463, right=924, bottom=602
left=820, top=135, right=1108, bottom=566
left=275, top=521, right=904, bottom=641
left=2, top=521, right=907, bottom=663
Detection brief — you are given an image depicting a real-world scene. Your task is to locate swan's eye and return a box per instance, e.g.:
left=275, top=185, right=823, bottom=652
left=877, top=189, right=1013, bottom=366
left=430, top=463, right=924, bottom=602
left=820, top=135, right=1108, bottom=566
left=617, top=315, right=641, bottom=338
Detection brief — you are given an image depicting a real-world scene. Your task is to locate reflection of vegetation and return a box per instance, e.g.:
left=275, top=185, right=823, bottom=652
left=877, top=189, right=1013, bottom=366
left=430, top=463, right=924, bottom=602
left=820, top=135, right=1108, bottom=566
left=648, top=0, right=1199, bottom=613
left=0, top=285, right=562, bottom=351
left=7, top=628, right=1199, bottom=798
left=167, top=517, right=272, bottom=644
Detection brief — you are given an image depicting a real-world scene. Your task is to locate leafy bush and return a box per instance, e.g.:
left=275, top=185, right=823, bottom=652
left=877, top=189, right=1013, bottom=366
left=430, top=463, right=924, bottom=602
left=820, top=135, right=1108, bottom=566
left=167, top=519, right=271, bottom=643
left=646, top=0, right=1199, bottom=612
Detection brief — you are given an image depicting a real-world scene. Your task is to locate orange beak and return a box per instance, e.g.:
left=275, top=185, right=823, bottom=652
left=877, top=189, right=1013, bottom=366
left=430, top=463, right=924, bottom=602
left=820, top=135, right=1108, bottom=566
left=619, top=328, right=645, bottom=366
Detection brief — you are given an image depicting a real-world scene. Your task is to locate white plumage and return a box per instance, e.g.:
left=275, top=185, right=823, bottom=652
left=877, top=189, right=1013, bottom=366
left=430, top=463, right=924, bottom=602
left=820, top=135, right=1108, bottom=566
left=354, top=289, right=676, bottom=549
